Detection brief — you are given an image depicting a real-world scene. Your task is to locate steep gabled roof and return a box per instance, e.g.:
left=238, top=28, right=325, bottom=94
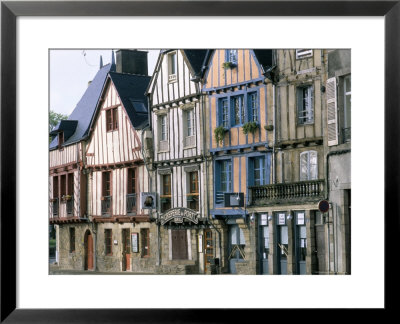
left=108, top=72, right=151, bottom=130
left=49, top=62, right=115, bottom=150
left=182, top=49, right=209, bottom=77
left=253, top=49, right=274, bottom=72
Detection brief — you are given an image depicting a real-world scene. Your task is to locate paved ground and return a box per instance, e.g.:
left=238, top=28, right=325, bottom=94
left=49, top=264, right=155, bottom=275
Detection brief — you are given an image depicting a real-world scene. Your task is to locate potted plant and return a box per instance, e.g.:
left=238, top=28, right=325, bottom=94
left=242, top=121, right=259, bottom=135
left=62, top=194, right=72, bottom=201
left=264, top=124, right=274, bottom=131
left=214, top=125, right=228, bottom=144
left=222, top=61, right=236, bottom=69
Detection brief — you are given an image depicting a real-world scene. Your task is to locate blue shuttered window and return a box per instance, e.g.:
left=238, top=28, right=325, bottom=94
left=215, top=160, right=232, bottom=204
left=225, top=49, right=238, bottom=65
left=219, top=98, right=229, bottom=128
left=248, top=92, right=259, bottom=123
left=248, top=156, right=266, bottom=186
left=231, top=95, right=244, bottom=126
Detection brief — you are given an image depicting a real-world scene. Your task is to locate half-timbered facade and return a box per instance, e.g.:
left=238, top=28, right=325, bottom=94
left=248, top=49, right=333, bottom=275
left=201, top=49, right=274, bottom=274
left=145, top=49, right=212, bottom=274
left=85, top=69, right=154, bottom=272
left=49, top=61, right=114, bottom=269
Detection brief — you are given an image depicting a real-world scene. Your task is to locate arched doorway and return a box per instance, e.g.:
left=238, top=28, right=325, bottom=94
left=84, top=230, right=94, bottom=270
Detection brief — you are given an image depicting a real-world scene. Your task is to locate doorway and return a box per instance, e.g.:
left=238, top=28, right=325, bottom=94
left=84, top=230, right=93, bottom=270
left=276, top=212, right=288, bottom=275
left=122, top=228, right=131, bottom=271
left=204, top=229, right=214, bottom=273
left=228, top=225, right=245, bottom=274
left=314, top=211, right=326, bottom=274
left=171, top=229, right=188, bottom=260
left=259, top=214, right=269, bottom=274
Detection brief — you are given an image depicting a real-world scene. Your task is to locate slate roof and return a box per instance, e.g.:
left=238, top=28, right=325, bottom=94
left=108, top=72, right=151, bottom=129
left=183, top=50, right=209, bottom=76
left=49, top=120, right=78, bottom=140
left=49, top=62, right=115, bottom=150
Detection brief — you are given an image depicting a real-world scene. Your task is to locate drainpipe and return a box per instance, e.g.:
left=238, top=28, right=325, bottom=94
left=272, top=83, right=276, bottom=184
left=200, top=88, right=222, bottom=272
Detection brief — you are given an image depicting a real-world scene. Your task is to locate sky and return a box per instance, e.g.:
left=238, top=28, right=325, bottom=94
left=49, top=49, right=159, bottom=116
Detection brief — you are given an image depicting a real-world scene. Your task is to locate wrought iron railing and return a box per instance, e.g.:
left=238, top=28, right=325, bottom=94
left=101, top=196, right=112, bottom=216
left=249, top=179, right=324, bottom=206
left=66, top=197, right=74, bottom=215
left=52, top=198, right=59, bottom=217
left=126, top=193, right=137, bottom=214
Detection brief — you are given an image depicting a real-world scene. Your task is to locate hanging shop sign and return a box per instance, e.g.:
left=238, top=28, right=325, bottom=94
left=160, top=208, right=199, bottom=225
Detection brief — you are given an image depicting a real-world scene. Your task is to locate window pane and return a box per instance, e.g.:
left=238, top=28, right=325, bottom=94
left=300, top=226, right=307, bottom=238
left=300, top=152, right=308, bottom=181
left=280, top=226, right=288, bottom=245
left=239, top=228, right=245, bottom=245
left=309, top=151, right=318, bottom=180
left=230, top=226, right=237, bottom=245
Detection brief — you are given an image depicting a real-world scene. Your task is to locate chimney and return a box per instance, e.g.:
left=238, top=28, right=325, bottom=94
left=116, top=49, right=148, bottom=76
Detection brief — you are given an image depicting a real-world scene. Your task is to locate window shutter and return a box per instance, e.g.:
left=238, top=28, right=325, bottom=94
left=326, top=77, right=338, bottom=146
left=248, top=158, right=254, bottom=186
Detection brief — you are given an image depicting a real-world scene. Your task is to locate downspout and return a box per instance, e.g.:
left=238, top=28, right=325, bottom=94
left=199, top=81, right=222, bottom=272
left=272, top=83, right=276, bottom=184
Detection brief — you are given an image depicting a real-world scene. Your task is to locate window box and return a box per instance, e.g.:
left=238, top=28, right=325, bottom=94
left=264, top=125, right=274, bottom=131
left=62, top=194, right=72, bottom=202
left=214, top=125, right=229, bottom=145
left=242, top=121, right=259, bottom=135
left=222, top=61, right=236, bottom=69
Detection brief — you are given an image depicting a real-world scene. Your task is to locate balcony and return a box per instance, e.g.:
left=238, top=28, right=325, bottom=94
left=66, top=197, right=74, bottom=215
left=52, top=198, right=59, bottom=217
left=249, top=179, right=325, bottom=206
left=101, top=196, right=112, bottom=216
left=126, top=193, right=137, bottom=215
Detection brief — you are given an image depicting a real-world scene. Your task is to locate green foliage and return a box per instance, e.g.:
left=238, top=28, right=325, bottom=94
left=222, top=61, right=234, bottom=69
left=242, top=121, right=259, bottom=135
left=214, top=125, right=227, bottom=144
left=49, top=110, right=68, bottom=133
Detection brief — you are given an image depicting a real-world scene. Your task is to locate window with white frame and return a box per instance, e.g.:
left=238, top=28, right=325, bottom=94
left=158, top=114, right=168, bottom=151
left=225, top=49, right=238, bottom=65
left=251, top=156, right=266, bottom=186
left=232, top=95, right=245, bottom=126
left=297, top=85, right=314, bottom=124
left=248, top=92, right=259, bottom=123
left=186, top=109, right=195, bottom=137
left=168, top=51, right=177, bottom=82
left=219, top=98, right=229, bottom=128
left=300, top=151, right=318, bottom=181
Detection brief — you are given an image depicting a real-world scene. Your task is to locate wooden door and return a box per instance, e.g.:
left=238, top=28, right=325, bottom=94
left=204, top=229, right=213, bottom=272
left=85, top=231, right=93, bottom=270
left=315, top=225, right=326, bottom=274
left=122, top=229, right=131, bottom=271
left=172, top=229, right=188, bottom=260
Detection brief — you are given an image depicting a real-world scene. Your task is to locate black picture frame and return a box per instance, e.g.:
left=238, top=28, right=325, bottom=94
left=1, top=0, right=398, bottom=322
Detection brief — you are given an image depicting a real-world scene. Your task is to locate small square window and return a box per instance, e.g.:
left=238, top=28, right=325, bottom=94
left=168, top=52, right=177, bottom=82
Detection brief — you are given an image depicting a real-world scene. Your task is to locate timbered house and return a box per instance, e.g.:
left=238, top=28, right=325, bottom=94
left=49, top=59, right=115, bottom=270
left=145, top=50, right=212, bottom=274
left=201, top=49, right=274, bottom=274
left=85, top=58, right=153, bottom=272
left=248, top=49, right=331, bottom=275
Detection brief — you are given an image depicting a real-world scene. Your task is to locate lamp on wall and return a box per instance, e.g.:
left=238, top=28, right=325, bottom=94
left=286, top=214, right=293, bottom=221
left=250, top=213, right=255, bottom=223
left=268, top=215, right=273, bottom=221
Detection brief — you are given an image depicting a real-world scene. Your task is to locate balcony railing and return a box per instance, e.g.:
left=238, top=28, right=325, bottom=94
left=52, top=198, right=59, bottom=217
left=126, top=193, right=137, bottom=215
left=101, top=196, right=112, bottom=216
left=66, top=197, right=74, bottom=215
left=249, top=179, right=325, bottom=206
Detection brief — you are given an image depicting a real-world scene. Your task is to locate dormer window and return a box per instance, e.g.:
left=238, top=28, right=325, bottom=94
left=58, top=132, right=64, bottom=149
left=168, top=51, right=177, bottom=82
left=225, top=49, right=238, bottom=66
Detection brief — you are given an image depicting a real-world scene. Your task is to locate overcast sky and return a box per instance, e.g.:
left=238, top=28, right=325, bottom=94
left=49, top=49, right=159, bottom=116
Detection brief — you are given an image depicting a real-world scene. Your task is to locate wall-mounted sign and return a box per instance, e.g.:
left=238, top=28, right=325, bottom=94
left=318, top=200, right=330, bottom=213
left=160, top=208, right=199, bottom=225
left=297, top=213, right=305, bottom=225
left=224, top=193, right=244, bottom=207
left=141, top=192, right=156, bottom=209
left=260, top=214, right=268, bottom=226
left=278, top=213, right=286, bottom=225
left=131, top=233, right=138, bottom=253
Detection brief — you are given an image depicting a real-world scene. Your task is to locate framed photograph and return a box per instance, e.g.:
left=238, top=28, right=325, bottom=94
left=1, top=0, right=398, bottom=322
